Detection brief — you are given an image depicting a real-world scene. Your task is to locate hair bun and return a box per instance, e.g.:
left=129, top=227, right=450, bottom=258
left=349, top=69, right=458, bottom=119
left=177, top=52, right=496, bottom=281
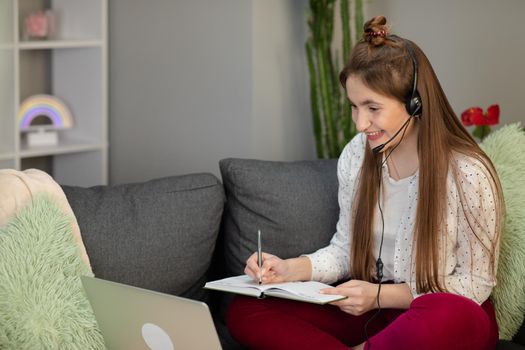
left=363, top=15, right=389, bottom=46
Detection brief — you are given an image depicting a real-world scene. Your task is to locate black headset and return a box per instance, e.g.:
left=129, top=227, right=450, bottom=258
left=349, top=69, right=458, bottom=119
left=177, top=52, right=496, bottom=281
left=405, top=44, right=422, bottom=117
left=371, top=42, right=422, bottom=155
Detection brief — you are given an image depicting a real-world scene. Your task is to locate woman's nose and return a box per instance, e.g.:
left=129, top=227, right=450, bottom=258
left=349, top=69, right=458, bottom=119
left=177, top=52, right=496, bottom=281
left=354, top=113, right=371, bottom=132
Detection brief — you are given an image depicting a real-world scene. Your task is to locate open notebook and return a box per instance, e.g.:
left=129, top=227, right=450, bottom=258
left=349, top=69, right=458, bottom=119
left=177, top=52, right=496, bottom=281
left=205, top=275, right=346, bottom=304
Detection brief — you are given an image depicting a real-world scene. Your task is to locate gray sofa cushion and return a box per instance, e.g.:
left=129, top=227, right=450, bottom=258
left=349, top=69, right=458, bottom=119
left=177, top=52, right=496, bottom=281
left=62, top=173, right=224, bottom=302
left=219, top=158, right=339, bottom=277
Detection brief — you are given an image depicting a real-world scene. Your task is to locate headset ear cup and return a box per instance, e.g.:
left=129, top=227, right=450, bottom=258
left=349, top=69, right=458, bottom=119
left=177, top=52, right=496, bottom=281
left=405, top=43, right=422, bottom=117
left=406, top=92, right=422, bottom=116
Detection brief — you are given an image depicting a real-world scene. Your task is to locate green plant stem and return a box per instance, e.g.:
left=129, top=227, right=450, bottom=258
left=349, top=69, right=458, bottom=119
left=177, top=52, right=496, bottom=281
left=341, top=0, right=350, bottom=63
left=473, top=125, right=492, bottom=141
left=355, top=0, right=364, bottom=40
left=306, top=40, right=324, bottom=158
left=305, top=0, right=362, bottom=158
left=340, top=0, right=352, bottom=150
left=317, top=42, right=337, bottom=158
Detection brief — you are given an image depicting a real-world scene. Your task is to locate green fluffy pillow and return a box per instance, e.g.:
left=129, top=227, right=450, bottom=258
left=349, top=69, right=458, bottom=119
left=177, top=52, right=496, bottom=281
left=481, top=123, right=525, bottom=340
left=0, top=195, right=105, bottom=349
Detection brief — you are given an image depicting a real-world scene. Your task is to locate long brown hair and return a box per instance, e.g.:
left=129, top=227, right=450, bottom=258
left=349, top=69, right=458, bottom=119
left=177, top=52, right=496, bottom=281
left=339, top=16, right=504, bottom=293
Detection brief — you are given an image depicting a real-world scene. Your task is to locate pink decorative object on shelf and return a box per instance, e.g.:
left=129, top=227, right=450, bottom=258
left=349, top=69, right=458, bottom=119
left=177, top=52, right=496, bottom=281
left=23, top=10, right=56, bottom=40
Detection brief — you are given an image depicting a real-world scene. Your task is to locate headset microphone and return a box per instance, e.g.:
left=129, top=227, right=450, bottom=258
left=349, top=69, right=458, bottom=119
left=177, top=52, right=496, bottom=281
left=372, top=116, right=413, bottom=154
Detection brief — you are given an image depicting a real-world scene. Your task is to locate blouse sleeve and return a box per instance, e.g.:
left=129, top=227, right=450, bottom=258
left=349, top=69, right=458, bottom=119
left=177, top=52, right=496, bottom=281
left=304, top=134, right=364, bottom=284
left=412, top=156, right=500, bottom=304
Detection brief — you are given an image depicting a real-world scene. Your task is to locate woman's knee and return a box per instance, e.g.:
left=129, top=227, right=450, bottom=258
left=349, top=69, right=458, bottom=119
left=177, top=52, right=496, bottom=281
left=411, top=293, right=488, bottom=323
left=407, top=293, right=497, bottom=349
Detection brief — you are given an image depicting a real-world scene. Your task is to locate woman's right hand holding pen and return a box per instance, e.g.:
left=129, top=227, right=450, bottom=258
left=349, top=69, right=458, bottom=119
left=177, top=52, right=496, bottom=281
left=244, top=253, right=312, bottom=284
left=245, top=252, right=288, bottom=284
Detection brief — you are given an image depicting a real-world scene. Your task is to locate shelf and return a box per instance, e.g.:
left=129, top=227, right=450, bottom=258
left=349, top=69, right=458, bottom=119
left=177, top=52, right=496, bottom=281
left=18, top=39, right=103, bottom=50
left=2, top=0, right=108, bottom=185
left=20, top=140, right=106, bottom=158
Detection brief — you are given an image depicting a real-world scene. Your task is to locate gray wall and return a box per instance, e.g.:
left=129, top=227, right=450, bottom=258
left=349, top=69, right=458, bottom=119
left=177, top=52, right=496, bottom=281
left=109, top=0, right=312, bottom=184
left=251, top=1, right=313, bottom=161
left=109, top=0, right=524, bottom=184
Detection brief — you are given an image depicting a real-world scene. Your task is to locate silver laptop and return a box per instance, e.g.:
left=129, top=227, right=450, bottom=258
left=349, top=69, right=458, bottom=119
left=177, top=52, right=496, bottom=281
left=81, top=276, right=222, bottom=350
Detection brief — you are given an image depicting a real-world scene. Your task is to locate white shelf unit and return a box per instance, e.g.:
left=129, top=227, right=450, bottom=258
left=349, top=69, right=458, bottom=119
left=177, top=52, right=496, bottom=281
left=0, top=0, right=108, bottom=186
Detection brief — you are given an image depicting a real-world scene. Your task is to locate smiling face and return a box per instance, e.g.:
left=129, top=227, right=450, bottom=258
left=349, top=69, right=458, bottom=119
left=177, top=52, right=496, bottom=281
left=346, top=74, right=418, bottom=151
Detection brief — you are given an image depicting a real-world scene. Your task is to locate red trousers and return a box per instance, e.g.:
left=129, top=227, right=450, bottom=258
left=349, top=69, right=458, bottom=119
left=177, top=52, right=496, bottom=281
left=227, top=292, right=498, bottom=350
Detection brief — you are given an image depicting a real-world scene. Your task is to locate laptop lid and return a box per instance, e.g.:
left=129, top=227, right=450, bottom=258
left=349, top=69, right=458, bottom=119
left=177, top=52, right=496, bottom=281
left=81, top=276, right=222, bottom=350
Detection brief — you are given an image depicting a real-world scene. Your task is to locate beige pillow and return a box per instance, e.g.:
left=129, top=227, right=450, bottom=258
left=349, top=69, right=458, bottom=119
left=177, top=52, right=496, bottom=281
left=0, top=168, right=91, bottom=269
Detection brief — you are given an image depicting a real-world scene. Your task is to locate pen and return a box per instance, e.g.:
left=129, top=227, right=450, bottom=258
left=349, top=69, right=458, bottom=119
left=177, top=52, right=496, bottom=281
left=257, top=229, right=262, bottom=285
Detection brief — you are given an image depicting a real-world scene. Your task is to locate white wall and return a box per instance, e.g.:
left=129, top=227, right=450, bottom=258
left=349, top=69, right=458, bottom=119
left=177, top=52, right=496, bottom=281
left=366, top=0, right=525, bottom=126
left=109, top=0, right=312, bottom=184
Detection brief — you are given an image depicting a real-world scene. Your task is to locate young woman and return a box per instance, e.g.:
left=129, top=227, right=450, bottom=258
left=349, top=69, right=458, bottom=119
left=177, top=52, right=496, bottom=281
left=227, top=16, right=504, bottom=350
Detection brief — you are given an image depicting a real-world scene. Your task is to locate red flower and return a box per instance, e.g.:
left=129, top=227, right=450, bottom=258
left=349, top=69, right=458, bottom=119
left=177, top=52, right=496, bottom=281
left=461, top=104, right=500, bottom=126
left=461, top=107, right=482, bottom=126
left=485, top=104, right=500, bottom=125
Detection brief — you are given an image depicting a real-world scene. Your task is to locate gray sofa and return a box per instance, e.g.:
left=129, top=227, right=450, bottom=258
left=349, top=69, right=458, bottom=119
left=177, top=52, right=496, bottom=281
left=62, top=158, right=525, bottom=350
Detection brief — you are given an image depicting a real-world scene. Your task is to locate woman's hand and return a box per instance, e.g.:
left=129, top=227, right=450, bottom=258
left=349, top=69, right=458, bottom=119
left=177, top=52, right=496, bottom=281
left=245, top=254, right=312, bottom=284
left=321, top=279, right=379, bottom=316
left=244, top=252, right=291, bottom=284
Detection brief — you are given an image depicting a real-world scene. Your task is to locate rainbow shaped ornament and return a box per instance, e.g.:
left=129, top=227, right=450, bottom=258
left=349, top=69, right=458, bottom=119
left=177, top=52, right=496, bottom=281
left=18, top=94, right=73, bottom=131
